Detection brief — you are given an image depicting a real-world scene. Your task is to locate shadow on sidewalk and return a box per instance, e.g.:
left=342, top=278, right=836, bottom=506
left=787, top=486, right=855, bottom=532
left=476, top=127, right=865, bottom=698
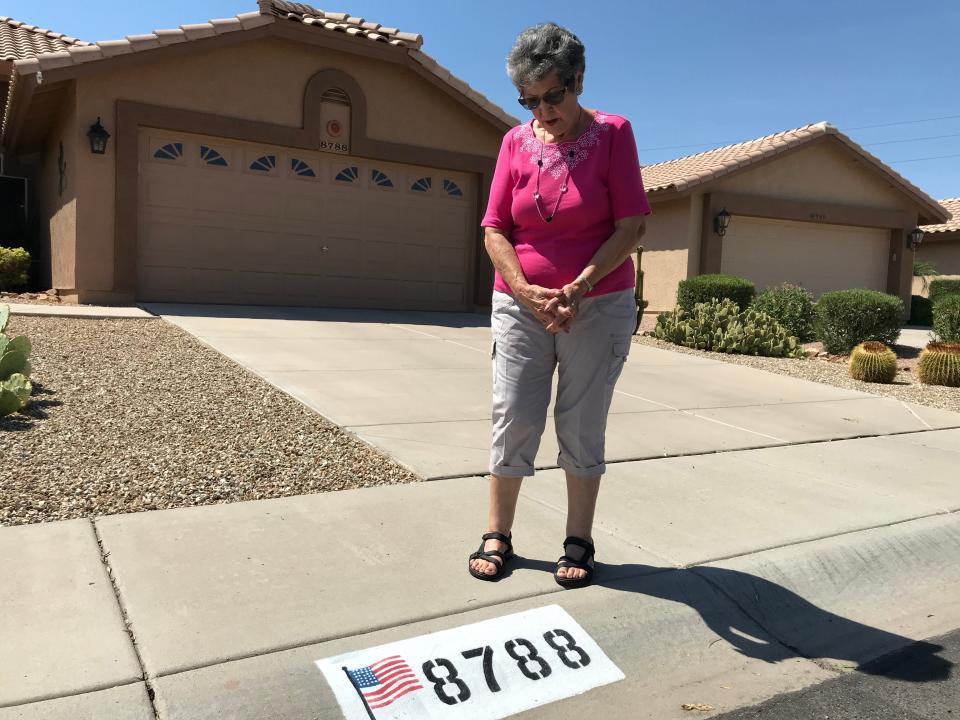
left=507, top=557, right=951, bottom=683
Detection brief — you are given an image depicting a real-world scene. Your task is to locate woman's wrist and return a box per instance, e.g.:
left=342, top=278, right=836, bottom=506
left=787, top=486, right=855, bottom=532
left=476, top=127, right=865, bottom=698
left=573, top=274, right=593, bottom=294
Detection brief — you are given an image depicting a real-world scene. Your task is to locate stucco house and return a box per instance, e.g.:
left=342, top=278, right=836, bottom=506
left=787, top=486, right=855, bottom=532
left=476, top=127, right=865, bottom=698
left=639, top=122, right=950, bottom=315
left=0, top=2, right=516, bottom=310
left=917, top=198, right=960, bottom=276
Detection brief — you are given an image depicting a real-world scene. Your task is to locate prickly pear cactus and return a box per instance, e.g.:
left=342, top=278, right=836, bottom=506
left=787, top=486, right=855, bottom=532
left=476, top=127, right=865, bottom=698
left=917, top=343, right=960, bottom=387
left=653, top=299, right=803, bottom=358
left=849, top=341, right=898, bottom=383
left=1, top=373, right=31, bottom=407
left=0, top=349, right=30, bottom=382
left=0, top=303, right=9, bottom=333
left=0, top=387, right=19, bottom=415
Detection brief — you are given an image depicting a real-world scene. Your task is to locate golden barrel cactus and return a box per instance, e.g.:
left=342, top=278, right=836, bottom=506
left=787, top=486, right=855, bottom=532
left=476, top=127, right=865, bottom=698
left=917, top=343, right=960, bottom=387
left=849, top=341, right=898, bottom=384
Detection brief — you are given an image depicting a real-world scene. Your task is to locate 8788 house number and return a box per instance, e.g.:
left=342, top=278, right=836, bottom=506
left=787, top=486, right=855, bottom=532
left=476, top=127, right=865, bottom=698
left=422, top=629, right=591, bottom=705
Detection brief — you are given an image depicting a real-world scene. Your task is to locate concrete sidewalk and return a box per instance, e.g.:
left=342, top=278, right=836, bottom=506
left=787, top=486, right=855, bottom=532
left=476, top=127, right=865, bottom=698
left=4, top=429, right=959, bottom=719
left=3, top=304, right=959, bottom=719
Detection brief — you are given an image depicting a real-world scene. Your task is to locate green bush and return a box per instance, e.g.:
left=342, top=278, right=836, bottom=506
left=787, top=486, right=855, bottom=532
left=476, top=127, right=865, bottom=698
left=913, top=259, right=938, bottom=277
left=814, top=289, right=904, bottom=355
left=909, top=295, right=933, bottom=327
left=0, top=247, right=30, bottom=291
left=933, top=295, right=960, bottom=343
left=653, top=297, right=803, bottom=358
left=751, top=284, right=815, bottom=341
left=676, top=274, right=755, bottom=312
left=929, top=279, right=960, bottom=305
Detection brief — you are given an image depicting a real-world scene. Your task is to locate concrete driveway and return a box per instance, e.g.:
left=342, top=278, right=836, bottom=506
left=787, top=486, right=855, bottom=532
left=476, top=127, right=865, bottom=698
left=143, top=304, right=960, bottom=480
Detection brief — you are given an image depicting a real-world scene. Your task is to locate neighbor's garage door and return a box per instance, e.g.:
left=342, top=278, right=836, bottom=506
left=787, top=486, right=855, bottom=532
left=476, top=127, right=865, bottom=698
left=137, top=129, right=476, bottom=310
left=720, top=216, right=890, bottom=297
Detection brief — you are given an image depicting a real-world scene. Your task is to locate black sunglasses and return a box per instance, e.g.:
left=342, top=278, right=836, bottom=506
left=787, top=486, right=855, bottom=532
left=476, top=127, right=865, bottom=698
left=517, top=80, right=574, bottom=111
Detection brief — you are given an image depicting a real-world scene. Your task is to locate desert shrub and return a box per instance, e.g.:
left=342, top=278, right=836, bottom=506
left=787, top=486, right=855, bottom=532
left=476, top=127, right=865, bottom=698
left=751, top=284, right=815, bottom=341
left=0, top=247, right=30, bottom=291
left=676, top=274, right=755, bottom=312
left=933, top=295, right=960, bottom=343
left=653, top=297, right=803, bottom=358
left=929, top=279, right=960, bottom=305
left=814, top=289, right=904, bottom=355
left=913, top=259, right=938, bottom=277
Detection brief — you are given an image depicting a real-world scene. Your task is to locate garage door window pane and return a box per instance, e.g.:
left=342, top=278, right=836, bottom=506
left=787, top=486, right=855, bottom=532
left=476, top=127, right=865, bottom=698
left=411, top=176, right=432, bottom=192
left=372, top=169, right=394, bottom=188
left=154, top=143, right=183, bottom=161
left=335, top=166, right=359, bottom=183
left=250, top=155, right=277, bottom=172
left=200, top=145, right=228, bottom=167
left=291, top=158, right=316, bottom=177
left=443, top=179, right=463, bottom=197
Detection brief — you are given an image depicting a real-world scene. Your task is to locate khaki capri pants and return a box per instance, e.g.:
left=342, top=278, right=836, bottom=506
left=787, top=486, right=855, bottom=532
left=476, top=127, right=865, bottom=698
left=490, top=289, right=635, bottom=479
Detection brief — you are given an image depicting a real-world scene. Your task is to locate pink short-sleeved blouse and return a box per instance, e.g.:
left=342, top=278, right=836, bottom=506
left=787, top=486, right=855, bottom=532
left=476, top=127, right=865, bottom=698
left=481, top=112, right=651, bottom=297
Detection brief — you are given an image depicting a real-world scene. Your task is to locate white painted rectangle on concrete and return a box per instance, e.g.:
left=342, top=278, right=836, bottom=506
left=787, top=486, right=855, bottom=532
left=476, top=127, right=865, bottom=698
left=316, top=605, right=624, bottom=720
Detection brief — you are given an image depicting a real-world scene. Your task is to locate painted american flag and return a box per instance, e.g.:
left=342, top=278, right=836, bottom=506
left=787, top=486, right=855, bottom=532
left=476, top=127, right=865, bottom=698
left=346, top=655, right=424, bottom=710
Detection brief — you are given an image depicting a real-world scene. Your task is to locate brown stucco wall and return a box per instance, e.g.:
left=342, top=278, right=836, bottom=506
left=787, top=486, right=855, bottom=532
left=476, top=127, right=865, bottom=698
left=916, top=234, right=960, bottom=276
left=640, top=196, right=699, bottom=313
left=34, top=82, right=79, bottom=292
left=716, top=140, right=911, bottom=210
left=66, top=34, right=505, bottom=300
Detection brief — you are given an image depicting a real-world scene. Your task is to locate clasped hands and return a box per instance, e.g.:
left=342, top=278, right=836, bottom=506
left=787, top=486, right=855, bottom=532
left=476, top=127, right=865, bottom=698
left=517, top=281, right=588, bottom=334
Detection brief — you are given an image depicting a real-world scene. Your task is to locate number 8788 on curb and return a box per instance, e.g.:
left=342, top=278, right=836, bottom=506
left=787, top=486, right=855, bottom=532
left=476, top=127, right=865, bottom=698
left=423, top=629, right=591, bottom=706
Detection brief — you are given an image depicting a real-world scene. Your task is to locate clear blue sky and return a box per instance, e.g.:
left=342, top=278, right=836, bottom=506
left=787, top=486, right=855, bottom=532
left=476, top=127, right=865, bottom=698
left=8, top=1, right=960, bottom=199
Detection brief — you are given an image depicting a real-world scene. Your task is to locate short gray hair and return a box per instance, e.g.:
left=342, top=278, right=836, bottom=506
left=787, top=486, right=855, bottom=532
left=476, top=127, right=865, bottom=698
left=506, top=23, right=585, bottom=89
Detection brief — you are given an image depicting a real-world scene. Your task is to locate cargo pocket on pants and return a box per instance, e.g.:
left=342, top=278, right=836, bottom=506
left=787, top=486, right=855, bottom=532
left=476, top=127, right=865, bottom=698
left=608, top=340, right=630, bottom=384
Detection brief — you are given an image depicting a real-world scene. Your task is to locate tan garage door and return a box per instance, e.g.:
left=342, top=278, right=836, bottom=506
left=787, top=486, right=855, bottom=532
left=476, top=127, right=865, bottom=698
left=720, top=216, right=890, bottom=297
left=137, top=129, right=476, bottom=310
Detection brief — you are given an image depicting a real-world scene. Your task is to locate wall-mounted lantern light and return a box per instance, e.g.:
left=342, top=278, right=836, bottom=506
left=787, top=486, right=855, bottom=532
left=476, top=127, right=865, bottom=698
left=714, top=208, right=732, bottom=237
left=87, top=117, right=110, bottom=155
left=907, top=228, right=924, bottom=252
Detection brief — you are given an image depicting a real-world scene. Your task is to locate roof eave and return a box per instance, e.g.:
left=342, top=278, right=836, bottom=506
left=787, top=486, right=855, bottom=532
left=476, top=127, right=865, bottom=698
left=7, top=14, right=515, bottom=137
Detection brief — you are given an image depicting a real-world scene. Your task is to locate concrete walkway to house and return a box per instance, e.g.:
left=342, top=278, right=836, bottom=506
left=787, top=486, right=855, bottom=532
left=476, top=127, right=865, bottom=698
left=2, top=304, right=959, bottom=719
left=4, top=302, right=155, bottom=319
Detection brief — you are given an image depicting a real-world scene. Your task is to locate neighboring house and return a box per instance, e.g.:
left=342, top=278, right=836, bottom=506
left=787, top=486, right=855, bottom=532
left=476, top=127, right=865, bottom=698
left=0, top=1, right=516, bottom=310
left=639, top=122, right=950, bottom=315
left=917, top=198, right=960, bottom=276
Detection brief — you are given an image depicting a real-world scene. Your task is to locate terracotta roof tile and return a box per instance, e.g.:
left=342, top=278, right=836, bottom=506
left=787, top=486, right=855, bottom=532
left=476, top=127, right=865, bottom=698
left=0, top=16, right=90, bottom=61
left=180, top=23, right=217, bottom=40
left=641, top=121, right=947, bottom=223
left=95, top=39, right=134, bottom=58
left=153, top=28, right=189, bottom=45
left=921, top=198, right=960, bottom=234
left=4, top=2, right=517, bottom=135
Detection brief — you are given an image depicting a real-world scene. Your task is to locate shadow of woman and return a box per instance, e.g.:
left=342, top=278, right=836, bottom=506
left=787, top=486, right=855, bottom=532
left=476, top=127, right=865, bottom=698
left=510, top=557, right=951, bottom=682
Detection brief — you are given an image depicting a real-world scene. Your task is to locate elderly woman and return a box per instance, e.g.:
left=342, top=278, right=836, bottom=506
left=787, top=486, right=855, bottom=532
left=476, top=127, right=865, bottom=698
left=468, top=22, right=651, bottom=588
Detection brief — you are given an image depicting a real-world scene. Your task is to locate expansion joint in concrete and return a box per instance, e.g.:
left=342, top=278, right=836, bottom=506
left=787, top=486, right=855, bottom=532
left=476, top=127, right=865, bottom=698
left=90, top=518, right=160, bottom=720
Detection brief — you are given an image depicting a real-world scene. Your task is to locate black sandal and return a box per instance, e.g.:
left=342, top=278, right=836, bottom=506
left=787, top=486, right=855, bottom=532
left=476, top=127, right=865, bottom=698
left=555, top=536, right=595, bottom=589
left=468, top=531, right=513, bottom=581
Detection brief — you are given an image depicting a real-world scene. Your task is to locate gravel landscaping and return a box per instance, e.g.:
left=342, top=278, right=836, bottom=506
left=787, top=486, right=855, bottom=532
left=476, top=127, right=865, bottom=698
left=633, top=334, right=960, bottom=413
left=0, top=314, right=419, bottom=527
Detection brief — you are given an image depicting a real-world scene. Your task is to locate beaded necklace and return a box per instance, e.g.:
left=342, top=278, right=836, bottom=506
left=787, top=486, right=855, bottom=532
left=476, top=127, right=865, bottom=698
left=532, top=107, right=584, bottom=224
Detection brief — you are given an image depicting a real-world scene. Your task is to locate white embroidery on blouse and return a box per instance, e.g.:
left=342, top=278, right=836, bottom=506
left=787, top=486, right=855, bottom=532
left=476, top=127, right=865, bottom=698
left=516, top=113, right=611, bottom=178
